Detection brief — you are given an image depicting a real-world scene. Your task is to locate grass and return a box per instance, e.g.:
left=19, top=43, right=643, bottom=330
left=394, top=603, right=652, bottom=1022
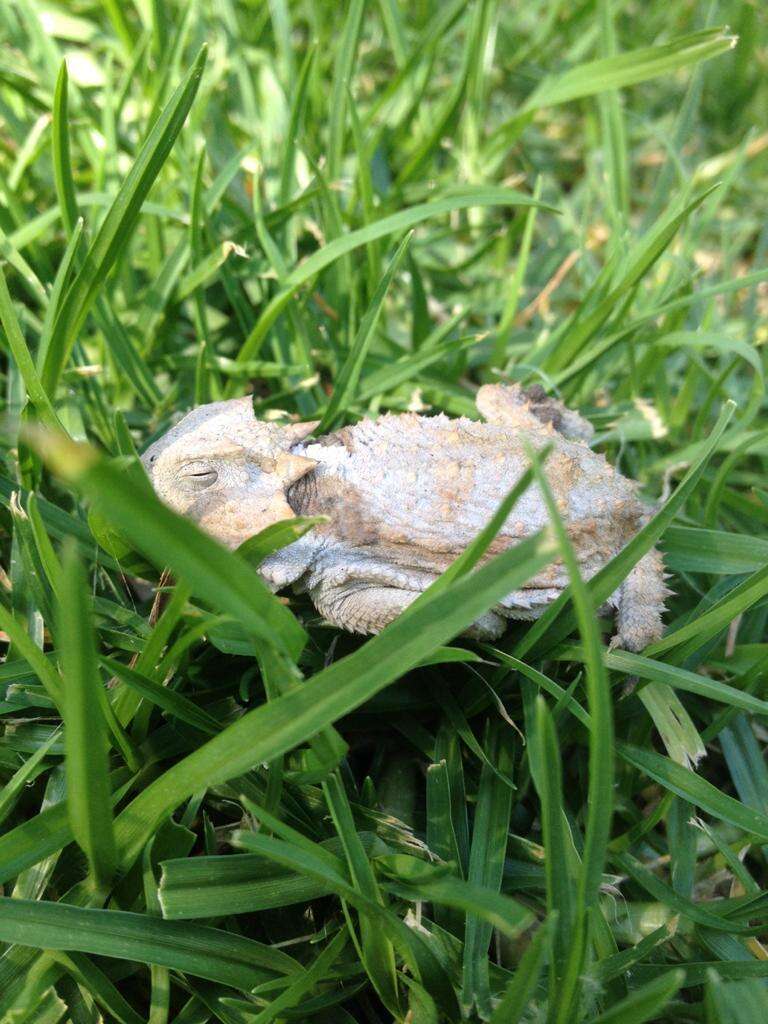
left=0, top=1, right=767, bottom=1021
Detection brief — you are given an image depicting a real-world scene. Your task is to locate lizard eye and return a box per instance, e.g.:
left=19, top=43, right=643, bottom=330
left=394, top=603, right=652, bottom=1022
left=181, top=465, right=219, bottom=490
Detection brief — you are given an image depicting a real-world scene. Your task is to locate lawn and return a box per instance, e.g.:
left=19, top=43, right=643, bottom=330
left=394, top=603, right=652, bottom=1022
left=1, top=1, right=768, bottom=1021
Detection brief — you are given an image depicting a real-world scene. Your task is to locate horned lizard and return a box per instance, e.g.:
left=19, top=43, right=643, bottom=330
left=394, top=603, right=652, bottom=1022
left=141, top=384, right=667, bottom=650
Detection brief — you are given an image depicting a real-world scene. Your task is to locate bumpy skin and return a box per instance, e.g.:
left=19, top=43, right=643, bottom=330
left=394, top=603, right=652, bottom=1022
left=142, top=385, right=667, bottom=650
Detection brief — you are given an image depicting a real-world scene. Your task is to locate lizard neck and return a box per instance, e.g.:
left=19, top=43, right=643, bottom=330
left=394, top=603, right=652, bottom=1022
left=286, top=438, right=350, bottom=516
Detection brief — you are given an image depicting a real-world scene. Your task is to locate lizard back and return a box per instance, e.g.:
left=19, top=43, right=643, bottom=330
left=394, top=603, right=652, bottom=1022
left=292, top=412, right=643, bottom=573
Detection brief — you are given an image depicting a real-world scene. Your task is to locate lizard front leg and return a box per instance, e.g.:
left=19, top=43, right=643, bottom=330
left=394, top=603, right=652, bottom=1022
left=310, top=579, right=421, bottom=634
left=310, top=578, right=506, bottom=639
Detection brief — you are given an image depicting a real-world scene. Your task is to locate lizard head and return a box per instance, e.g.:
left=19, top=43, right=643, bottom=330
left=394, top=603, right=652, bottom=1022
left=141, top=396, right=318, bottom=549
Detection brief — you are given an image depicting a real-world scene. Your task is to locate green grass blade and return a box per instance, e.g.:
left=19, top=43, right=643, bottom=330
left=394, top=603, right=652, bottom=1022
left=0, top=264, right=61, bottom=431
left=58, top=541, right=117, bottom=891
left=661, top=526, right=768, bottom=575
left=461, top=720, right=515, bottom=1015
left=327, top=0, right=364, bottom=182
left=613, top=851, right=747, bottom=933
left=493, top=175, right=543, bottom=365
left=0, top=769, right=132, bottom=886
left=380, top=867, right=533, bottom=941
left=601, top=647, right=768, bottom=720
left=232, top=187, right=555, bottom=369
left=533, top=695, right=577, bottom=1016
left=520, top=28, right=735, bottom=115
left=323, top=773, right=400, bottom=1015
left=101, top=656, right=220, bottom=736
left=591, top=921, right=679, bottom=985
left=40, top=45, right=207, bottom=395
left=542, top=185, right=718, bottom=374
left=0, top=898, right=299, bottom=991
left=50, top=951, right=146, bottom=1024
left=35, top=217, right=83, bottom=375
left=52, top=61, right=78, bottom=237
left=247, top=928, right=349, bottom=1024
left=525, top=442, right=613, bottom=908
left=0, top=802, right=71, bottom=885
left=234, top=828, right=460, bottom=1018
left=111, top=530, right=555, bottom=871
left=278, top=44, right=316, bottom=206
left=0, top=603, right=63, bottom=705
left=619, top=744, right=768, bottom=840
left=644, top=563, right=768, bottom=659
left=0, top=729, right=60, bottom=829
left=596, top=0, right=629, bottom=228
left=316, top=231, right=411, bottom=432
left=488, top=917, right=552, bottom=1024
left=236, top=516, right=328, bottom=566
left=158, top=834, right=378, bottom=919
left=585, top=969, right=684, bottom=1024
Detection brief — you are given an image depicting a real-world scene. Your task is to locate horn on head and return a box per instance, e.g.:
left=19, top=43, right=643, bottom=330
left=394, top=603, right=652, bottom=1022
left=274, top=452, right=318, bottom=486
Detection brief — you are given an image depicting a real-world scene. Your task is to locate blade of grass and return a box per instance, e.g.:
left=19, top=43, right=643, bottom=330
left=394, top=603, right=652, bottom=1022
left=0, top=898, right=299, bottom=991
left=315, top=231, right=411, bottom=432
left=58, top=541, right=117, bottom=891
left=247, top=928, right=349, bottom=1024
left=235, top=814, right=460, bottom=1018
left=0, top=603, right=63, bottom=706
left=52, top=61, right=78, bottom=237
left=0, top=729, right=60, bottom=829
left=532, top=695, right=576, bottom=1011
left=158, top=834, right=381, bottom=919
left=0, top=264, right=61, bottom=431
left=525, top=440, right=613, bottom=855
left=379, top=863, right=533, bottom=940
left=231, top=187, right=555, bottom=372
left=327, top=0, right=364, bottom=182
left=461, top=720, right=515, bottom=1016
left=492, top=175, right=542, bottom=365
left=506, top=28, right=736, bottom=123
left=0, top=768, right=132, bottom=884
left=323, top=773, right=400, bottom=1015
left=525, top=439, right=613, bottom=1021
left=619, top=743, right=768, bottom=840
left=644, top=563, right=768, bottom=659
left=584, top=969, right=684, bottom=1024
left=111, top=529, right=555, bottom=871
left=35, top=217, right=83, bottom=374
left=661, top=526, right=768, bottom=575
left=50, top=951, right=145, bottom=1024
left=488, top=917, right=551, bottom=1024
left=278, top=44, right=316, bottom=206
left=596, top=0, right=630, bottom=229
left=40, top=45, right=207, bottom=395
left=100, top=657, right=220, bottom=736
left=540, top=185, right=718, bottom=374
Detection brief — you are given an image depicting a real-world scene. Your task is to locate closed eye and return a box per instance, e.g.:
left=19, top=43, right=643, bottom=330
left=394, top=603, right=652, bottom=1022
left=181, top=466, right=219, bottom=489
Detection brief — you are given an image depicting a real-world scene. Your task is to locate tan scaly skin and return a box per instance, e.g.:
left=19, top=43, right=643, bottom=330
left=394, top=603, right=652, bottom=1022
left=142, top=385, right=668, bottom=650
